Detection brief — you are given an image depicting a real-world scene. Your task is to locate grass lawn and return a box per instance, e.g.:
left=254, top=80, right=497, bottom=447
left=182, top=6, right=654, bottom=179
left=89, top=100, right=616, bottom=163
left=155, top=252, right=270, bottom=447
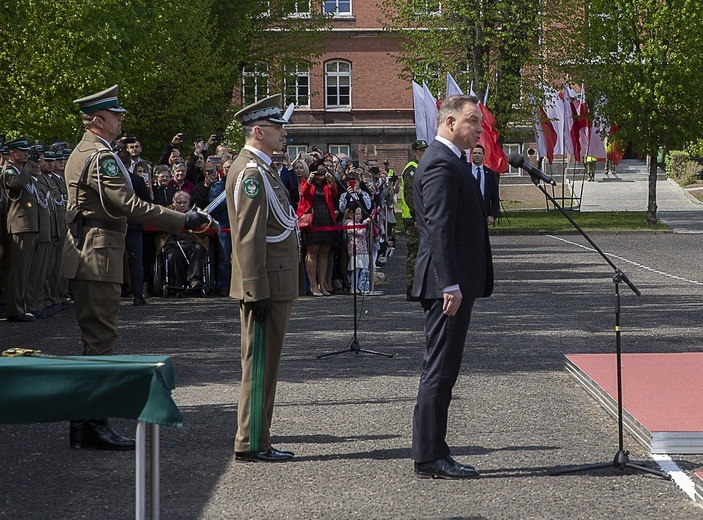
left=492, top=211, right=671, bottom=233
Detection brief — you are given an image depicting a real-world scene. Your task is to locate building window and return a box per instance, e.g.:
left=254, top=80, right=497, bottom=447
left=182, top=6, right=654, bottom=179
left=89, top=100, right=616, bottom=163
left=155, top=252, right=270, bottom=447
left=503, top=144, right=522, bottom=175
left=328, top=144, right=350, bottom=157
left=242, top=62, right=269, bottom=106
left=325, top=60, right=351, bottom=109
left=324, top=0, right=351, bottom=16
left=413, top=0, right=441, bottom=15
left=284, top=63, right=310, bottom=108
left=287, top=144, right=308, bottom=158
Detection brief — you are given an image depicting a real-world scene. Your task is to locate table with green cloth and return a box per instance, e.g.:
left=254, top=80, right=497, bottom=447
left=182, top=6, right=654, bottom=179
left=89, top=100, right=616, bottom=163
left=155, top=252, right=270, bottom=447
left=0, top=354, right=182, bottom=520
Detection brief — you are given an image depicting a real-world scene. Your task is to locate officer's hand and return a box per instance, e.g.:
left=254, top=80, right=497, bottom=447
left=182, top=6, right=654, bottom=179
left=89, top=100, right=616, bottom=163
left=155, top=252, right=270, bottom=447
left=251, top=298, right=272, bottom=323
left=183, top=210, right=210, bottom=230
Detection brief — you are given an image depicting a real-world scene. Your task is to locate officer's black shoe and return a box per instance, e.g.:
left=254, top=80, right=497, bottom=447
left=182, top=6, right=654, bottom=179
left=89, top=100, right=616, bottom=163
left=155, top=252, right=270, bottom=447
left=81, top=419, right=135, bottom=450
left=235, top=447, right=294, bottom=462
left=7, top=313, right=36, bottom=322
left=133, top=295, right=146, bottom=306
left=69, top=420, right=85, bottom=449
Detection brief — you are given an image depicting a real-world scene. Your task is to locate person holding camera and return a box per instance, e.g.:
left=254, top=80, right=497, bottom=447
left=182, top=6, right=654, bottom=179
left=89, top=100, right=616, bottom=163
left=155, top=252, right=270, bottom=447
left=297, top=162, right=338, bottom=296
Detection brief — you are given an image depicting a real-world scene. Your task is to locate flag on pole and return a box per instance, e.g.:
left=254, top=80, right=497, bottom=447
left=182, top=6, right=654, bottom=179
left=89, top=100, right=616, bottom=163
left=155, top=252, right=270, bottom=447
left=543, top=86, right=565, bottom=156
left=535, top=105, right=557, bottom=164
left=422, top=82, right=438, bottom=140
left=446, top=73, right=463, bottom=97
left=412, top=81, right=428, bottom=142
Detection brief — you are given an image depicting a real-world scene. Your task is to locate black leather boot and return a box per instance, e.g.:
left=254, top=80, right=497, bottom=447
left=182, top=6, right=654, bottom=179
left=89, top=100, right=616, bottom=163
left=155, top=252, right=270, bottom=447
left=82, top=419, right=136, bottom=450
left=69, top=420, right=85, bottom=449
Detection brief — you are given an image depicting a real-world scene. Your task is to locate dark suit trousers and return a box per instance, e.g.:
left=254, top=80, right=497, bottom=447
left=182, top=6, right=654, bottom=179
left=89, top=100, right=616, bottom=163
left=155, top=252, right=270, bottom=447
left=411, top=296, right=475, bottom=463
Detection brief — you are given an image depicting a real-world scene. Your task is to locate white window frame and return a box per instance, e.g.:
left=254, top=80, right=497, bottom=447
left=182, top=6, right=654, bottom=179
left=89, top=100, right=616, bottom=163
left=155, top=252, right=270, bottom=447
left=242, top=62, right=269, bottom=106
left=503, top=144, right=522, bottom=175
left=324, top=0, right=352, bottom=16
left=284, top=63, right=310, bottom=108
left=325, top=60, right=352, bottom=109
left=328, top=144, right=350, bottom=157
left=287, top=145, right=308, bottom=158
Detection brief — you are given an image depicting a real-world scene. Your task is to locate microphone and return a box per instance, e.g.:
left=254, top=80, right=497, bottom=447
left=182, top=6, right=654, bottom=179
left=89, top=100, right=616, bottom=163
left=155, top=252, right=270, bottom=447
left=506, top=152, right=556, bottom=186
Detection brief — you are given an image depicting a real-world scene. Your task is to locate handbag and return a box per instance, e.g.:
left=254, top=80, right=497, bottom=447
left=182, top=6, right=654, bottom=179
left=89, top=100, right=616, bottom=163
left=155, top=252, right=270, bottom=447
left=298, top=211, right=314, bottom=230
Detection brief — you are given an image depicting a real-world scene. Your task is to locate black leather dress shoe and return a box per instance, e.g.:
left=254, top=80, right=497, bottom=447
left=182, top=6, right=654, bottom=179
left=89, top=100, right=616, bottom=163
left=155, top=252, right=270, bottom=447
left=7, top=313, right=36, bottom=322
left=133, top=295, right=146, bottom=306
left=235, top=447, right=294, bottom=462
left=76, top=419, right=135, bottom=450
left=414, top=456, right=480, bottom=480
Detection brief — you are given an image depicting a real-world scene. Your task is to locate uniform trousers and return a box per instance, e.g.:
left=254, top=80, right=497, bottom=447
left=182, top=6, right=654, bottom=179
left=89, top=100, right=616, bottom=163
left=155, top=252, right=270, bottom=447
left=6, top=232, right=36, bottom=316
left=411, top=296, right=475, bottom=463
left=70, top=279, right=121, bottom=355
left=235, top=299, right=293, bottom=453
left=26, top=240, right=51, bottom=313
left=43, top=238, right=61, bottom=307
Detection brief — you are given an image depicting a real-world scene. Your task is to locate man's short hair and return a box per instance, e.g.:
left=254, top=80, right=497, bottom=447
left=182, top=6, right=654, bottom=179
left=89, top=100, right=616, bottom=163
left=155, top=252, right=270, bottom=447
left=437, top=94, right=479, bottom=126
left=473, top=144, right=485, bottom=152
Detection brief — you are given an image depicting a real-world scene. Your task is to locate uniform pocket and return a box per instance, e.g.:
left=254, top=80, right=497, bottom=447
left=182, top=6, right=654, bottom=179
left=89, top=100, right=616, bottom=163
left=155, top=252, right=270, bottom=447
left=88, top=232, right=123, bottom=277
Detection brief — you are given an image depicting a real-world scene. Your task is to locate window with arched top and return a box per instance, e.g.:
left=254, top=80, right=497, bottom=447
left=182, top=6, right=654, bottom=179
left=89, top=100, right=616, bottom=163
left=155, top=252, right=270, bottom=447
left=242, top=62, right=269, bottom=106
left=325, top=60, right=351, bottom=109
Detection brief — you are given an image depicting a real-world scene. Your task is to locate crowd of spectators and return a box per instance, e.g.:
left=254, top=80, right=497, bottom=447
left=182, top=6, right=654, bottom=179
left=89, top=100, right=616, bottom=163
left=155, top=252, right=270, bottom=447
left=0, top=131, right=402, bottom=320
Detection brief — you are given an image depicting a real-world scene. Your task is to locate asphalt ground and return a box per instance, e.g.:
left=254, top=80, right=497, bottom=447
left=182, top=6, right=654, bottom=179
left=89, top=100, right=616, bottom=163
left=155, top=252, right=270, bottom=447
left=2, top=231, right=703, bottom=519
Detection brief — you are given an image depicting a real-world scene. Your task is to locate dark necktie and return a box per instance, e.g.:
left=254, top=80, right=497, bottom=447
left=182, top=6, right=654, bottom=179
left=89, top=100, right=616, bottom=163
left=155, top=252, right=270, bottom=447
left=475, top=166, right=484, bottom=195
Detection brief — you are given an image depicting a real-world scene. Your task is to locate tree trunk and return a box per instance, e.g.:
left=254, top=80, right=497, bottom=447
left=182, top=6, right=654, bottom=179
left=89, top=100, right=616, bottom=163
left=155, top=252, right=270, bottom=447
left=646, top=150, right=658, bottom=225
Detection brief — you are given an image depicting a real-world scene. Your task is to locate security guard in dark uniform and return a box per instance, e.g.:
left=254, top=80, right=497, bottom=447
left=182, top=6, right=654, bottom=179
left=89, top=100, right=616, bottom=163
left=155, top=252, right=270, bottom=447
left=401, top=139, right=427, bottom=300
left=63, top=85, right=210, bottom=450
left=226, top=95, right=299, bottom=462
left=2, top=137, right=38, bottom=322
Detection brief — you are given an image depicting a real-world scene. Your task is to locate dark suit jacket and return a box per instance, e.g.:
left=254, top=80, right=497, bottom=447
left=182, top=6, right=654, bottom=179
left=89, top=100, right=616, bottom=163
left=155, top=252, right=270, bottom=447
left=480, top=165, right=500, bottom=219
left=412, top=139, right=493, bottom=300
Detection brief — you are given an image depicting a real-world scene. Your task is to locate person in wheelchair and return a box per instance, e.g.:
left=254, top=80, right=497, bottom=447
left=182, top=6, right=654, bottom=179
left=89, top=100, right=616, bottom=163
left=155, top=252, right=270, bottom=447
left=155, top=191, right=209, bottom=291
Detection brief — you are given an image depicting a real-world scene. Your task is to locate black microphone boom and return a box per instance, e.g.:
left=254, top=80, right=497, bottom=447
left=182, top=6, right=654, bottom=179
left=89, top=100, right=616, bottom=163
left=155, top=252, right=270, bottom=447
left=506, top=152, right=557, bottom=186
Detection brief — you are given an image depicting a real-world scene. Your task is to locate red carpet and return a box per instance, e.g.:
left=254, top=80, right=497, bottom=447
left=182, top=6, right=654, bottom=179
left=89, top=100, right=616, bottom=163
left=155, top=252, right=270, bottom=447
left=565, top=353, right=703, bottom=454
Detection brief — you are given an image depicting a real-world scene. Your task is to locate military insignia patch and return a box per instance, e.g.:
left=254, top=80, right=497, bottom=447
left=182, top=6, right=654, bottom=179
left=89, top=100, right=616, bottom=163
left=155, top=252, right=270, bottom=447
left=242, top=177, right=261, bottom=198
left=101, top=157, right=120, bottom=177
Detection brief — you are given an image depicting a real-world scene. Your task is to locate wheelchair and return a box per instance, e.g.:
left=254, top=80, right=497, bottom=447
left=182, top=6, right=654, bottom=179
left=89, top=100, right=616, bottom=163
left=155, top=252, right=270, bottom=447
left=152, top=248, right=212, bottom=297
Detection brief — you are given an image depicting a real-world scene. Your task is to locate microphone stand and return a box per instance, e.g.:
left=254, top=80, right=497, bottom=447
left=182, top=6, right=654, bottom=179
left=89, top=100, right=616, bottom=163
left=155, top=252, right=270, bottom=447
left=317, top=217, right=392, bottom=359
left=524, top=175, right=669, bottom=479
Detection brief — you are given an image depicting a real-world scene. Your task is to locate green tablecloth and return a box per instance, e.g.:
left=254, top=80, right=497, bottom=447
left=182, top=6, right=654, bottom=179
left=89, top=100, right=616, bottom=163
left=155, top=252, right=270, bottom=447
left=0, top=355, right=183, bottom=427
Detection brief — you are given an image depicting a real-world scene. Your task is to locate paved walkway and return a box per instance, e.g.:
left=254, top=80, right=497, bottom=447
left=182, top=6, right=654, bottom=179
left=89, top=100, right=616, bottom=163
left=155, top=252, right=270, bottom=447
left=572, top=160, right=703, bottom=233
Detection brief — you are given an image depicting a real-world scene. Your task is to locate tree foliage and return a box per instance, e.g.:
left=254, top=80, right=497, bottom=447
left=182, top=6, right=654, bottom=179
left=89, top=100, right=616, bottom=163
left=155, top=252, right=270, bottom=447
left=0, top=0, right=329, bottom=157
left=541, top=0, right=703, bottom=224
left=378, top=0, right=540, bottom=135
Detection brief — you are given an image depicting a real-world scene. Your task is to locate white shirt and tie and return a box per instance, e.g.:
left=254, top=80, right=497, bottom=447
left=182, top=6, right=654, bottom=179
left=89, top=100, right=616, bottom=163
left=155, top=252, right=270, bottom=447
left=473, top=164, right=485, bottom=196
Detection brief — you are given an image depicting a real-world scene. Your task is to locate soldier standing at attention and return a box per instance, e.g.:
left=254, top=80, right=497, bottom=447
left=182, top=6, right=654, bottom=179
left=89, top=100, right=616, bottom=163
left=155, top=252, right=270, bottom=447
left=226, top=95, right=299, bottom=462
left=2, top=137, right=38, bottom=322
left=62, top=85, right=209, bottom=450
left=401, top=139, right=427, bottom=301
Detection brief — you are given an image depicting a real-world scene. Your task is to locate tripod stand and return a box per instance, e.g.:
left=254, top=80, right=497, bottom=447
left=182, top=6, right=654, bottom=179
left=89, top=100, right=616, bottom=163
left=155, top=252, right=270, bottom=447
left=318, top=217, right=392, bottom=359
left=526, top=177, right=669, bottom=480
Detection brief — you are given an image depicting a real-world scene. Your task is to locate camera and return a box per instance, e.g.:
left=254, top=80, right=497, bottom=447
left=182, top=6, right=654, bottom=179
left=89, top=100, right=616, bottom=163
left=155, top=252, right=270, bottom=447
left=214, top=135, right=224, bottom=142
left=208, top=156, right=223, bottom=164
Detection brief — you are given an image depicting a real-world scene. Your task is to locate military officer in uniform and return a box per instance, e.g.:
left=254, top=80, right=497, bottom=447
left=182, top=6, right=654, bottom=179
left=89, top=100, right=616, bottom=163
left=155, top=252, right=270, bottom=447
left=2, top=137, right=39, bottom=322
left=26, top=146, right=54, bottom=319
left=62, top=85, right=210, bottom=450
left=401, top=139, right=427, bottom=301
left=45, top=149, right=70, bottom=311
left=226, top=95, right=299, bottom=462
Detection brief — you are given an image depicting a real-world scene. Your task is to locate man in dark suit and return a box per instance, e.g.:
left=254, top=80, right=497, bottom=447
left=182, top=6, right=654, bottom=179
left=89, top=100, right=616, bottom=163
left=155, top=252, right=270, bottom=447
left=411, top=94, right=494, bottom=479
left=471, top=144, right=500, bottom=226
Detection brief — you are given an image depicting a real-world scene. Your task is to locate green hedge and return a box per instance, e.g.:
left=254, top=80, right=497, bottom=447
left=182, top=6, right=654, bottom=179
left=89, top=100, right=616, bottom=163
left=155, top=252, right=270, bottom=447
left=665, top=150, right=702, bottom=186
